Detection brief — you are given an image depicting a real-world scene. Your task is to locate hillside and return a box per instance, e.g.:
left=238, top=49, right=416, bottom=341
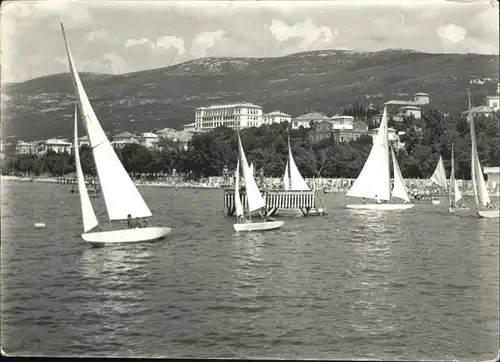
left=1, top=49, right=498, bottom=142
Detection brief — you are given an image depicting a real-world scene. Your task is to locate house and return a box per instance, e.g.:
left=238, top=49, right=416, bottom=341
left=140, top=132, right=160, bottom=149
left=308, top=121, right=333, bottom=143
left=413, top=93, right=430, bottom=105
left=483, top=167, right=500, bottom=189
left=292, top=112, right=329, bottom=129
left=111, top=132, right=140, bottom=149
left=329, top=115, right=354, bottom=130
left=159, top=130, right=193, bottom=151
left=37, top=138, right=72, bottom=155
left=400, top=105, right=422, bottom=120
left=485, top=84, right=499, bottom=112
left=183, top=123, right=196, bottom=132
left=370, top=127, right=398, bottom=142
left=462, top=105, right=497, bottom=118
left=78, top=135, right=90, bottom=147
left=263, top=110, right=292, bottom=125
left=353, top=120, right=369, bottom=132
left=15, top=141, right=38, bottom=155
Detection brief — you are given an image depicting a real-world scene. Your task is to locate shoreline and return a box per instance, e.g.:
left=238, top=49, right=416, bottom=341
left=1, top=175, right=499, bottom=197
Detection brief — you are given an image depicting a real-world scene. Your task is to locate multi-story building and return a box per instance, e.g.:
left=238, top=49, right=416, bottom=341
left=183, top=123, right=196, bottom=132
left=193, top=103, right=263, bottom=131
left=140, top=132, right=160, bottom=149
left=400, top=106, right=422, bottom=120
left=262, top=110, right=292, bottom=125
left=37, top=139, right=72, bottom=155
left=329, top=115, right=354, bottom=130
left=308, top=121, right=334, bottom=143
left=413, top=93, right=430, bottom=105
left=309, top=120, right=369, bottom=144
left=15, top=141, right=38, bottom=155
left=292, top=112, right=329, bottom=129
left=111, top=132, right=141, bottom=149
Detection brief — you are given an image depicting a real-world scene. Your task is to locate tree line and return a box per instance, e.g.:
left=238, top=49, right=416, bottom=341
left=2, top=108, right=499, bottom=181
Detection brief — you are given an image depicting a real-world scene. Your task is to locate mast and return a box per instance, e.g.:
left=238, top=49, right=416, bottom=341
left=468, top=89, right=479, bottom=207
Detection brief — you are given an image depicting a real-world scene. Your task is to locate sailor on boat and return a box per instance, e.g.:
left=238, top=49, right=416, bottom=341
left=486, top=202, right=497, bottom=210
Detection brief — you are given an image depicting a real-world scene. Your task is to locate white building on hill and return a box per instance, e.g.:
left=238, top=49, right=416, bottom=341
left=263, top=110, right=292, bottom=125
left=193, top=103, right=263, bottom=131
left=329, top=115, right=354, bottom=130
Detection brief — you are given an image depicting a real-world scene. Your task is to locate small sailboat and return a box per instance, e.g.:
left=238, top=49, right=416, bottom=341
left=467, top=90, right=499, bottom=218
left=429, top=155, right=447, bottom=204
left=448, top=142, right=469, bottom=213
left=233, top=131, right=284, bottom=232
left=346, top=107, right=414, bottom=210
left=63, top=23, right=171, bottom=245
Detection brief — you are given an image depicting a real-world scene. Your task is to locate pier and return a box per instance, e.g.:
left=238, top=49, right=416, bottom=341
left=223, top=188, right=325, bottom=217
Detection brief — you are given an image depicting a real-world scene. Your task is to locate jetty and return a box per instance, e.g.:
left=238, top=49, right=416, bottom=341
left=224, top=188, right=325, bottom=217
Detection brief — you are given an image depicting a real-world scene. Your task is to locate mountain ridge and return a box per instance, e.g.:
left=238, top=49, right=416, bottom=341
left=1, top=49, right=498, bottom=142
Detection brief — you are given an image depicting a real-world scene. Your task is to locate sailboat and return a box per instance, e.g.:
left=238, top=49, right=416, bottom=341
left=467, top=90, right=499, bottom=218
left=63, top=24, right=171, bottom=245
left=429, top=155, right=447, bottom=204
left=448, top=142, right=469, bottom=213
left=346, top=107, right=414, bottom=210
left=283, top=135, right=325, bottom=215
left=233, top=131, right=284, bottom=232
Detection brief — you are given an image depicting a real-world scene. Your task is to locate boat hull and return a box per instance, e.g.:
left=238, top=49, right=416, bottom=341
left=449, top=207, right=470, bottom=213
left=478, top=210, right=500, bottom=218
left=346, top=203, right=415, bottom=210
left=82, top=226, right=171, bottom=246
left=233, top=220, right=284, bottom=232
left=431, top=200, right=441, bottom=205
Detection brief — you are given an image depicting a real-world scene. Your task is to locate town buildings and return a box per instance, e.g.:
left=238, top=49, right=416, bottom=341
left=463, top=84, right=499, bottom=117
left=292, top=112, right=329, bottom=129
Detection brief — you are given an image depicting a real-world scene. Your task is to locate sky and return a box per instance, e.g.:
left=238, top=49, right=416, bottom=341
left=1, top=0, right=499, bottom=83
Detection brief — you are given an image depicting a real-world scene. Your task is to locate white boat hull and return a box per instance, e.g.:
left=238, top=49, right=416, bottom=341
left=478, top=210, right=500, bottom=218
left=233, top=220, right=284, bottom=232
left=449, top=207, right=470, bottom=213
left=431, top=199, right=441, bottom=205
left=82, top=226, right=171, bottom=246
left=346, top=203, right=415, bottom=210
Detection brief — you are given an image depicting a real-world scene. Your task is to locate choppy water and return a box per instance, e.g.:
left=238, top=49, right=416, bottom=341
left=1, top=182, right=499, bottom=360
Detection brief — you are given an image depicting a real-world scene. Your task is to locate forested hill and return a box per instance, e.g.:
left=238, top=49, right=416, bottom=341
left=2, top=49, right=498, bottom=141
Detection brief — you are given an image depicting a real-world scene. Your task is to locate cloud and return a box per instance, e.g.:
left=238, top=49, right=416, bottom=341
left=436, top=23, right=467, bottom=44
left=125, top=35, right=186, bottom=54
left=190, top=30, right=226, bottom=58
left=156, top=35, right=186, bottom=54
left=86, top=28, right=107, bottom=42
left=270, top=18, right=337, bottom=46
left=125, top=37, right=152, bottom=48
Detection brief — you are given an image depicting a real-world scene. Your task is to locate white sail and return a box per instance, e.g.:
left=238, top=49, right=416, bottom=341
left=288, top=137, right=310, bottom=191
left=61, top=23, right=152, bottom=221
left=450, top=143, right=463, bottom=205
left=249, top=162, right=254, bottom=176
left=283, top=161, right=290, bottom=190
left=454, top=182, right=463, bottom=204
left=234, top=158, right=244, bottom=217
left=468, top=91, right=491, bottom=208
left=429, top=155, right=447, bottom=190
left=73, top=107, right=99, bottom=232
left=347, top=107, right=391, bottom=200
left=237, top=132, right=266, bottom=213
left=390, top=146, right=410, bottom=203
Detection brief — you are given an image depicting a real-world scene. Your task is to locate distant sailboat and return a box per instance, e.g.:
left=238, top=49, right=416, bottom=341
left=467, top=90, right=499, bottom=218
left=63, top=23, right=172, bottom=245
left=283, top=136, right=310, bottom=191
left=448, top=142, right=469, bottom=213
left=346, top=107, right=414, bottom=210
left=233, top=131, right=284, bottom=232
left=429, top=155, right=447, bottom=204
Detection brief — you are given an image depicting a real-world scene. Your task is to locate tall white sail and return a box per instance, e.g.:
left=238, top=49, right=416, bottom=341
left=468, top=91, right=491, bottom=208
left=249, top=162, right=254, bottom=176
left=237, top=132, right=266, bottom=213
left=347, top=107, right=391, bottom=200
left=429, top=155, right=447, bottom=190
left=61, top=23, right=152, bottom=221
left=390, top=146, right=410, bottom=203
left=234, top=158, right=244, bottom=217
left=287, top=137, right=310, bottom=191
left=73, top=106, right=99, bottom=232
left=450, top=143, right=463, bottom=205
left=283, top=162, right=290, bottom=190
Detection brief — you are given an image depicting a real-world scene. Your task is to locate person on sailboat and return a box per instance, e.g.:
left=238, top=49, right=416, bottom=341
left=486, top=202, right=497, bottom=210
left=361, top=197, right=366, bottom=204
left=375, top=195, right=382, bottom=204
